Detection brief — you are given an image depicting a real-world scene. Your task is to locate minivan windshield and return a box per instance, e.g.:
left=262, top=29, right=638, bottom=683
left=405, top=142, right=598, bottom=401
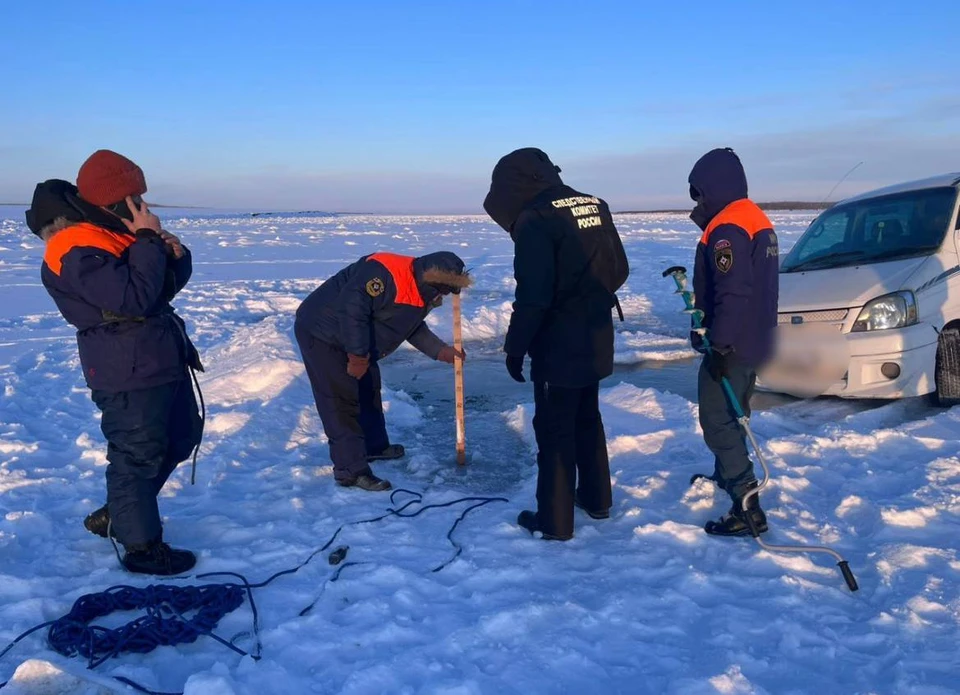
left=781, top=186, right=957, bottom=273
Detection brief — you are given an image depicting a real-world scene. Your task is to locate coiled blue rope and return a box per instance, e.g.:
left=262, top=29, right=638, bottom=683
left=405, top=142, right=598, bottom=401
left=0, top=489, right=507, bottom=694
left=47, top=584, right=246, bottom=664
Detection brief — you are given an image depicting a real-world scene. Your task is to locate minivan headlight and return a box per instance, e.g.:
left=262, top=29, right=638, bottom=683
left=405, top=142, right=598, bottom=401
left=851, top=291, right=918, bottom=332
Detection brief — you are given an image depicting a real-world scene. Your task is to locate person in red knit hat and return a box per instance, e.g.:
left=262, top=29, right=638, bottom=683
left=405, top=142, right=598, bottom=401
left=24, top=150, right=203, bottom=575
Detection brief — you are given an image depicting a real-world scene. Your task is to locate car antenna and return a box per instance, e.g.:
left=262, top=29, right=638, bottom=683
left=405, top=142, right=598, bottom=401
left=818, top=161, right=863, bottom=210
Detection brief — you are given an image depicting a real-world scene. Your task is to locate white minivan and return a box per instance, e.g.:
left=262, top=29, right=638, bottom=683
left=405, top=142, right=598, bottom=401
left=759, top=173, right=960, bottom=405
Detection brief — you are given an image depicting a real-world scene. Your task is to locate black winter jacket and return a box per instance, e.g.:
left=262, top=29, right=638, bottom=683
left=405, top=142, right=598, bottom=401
left=484, top=149, right=629, bottom=387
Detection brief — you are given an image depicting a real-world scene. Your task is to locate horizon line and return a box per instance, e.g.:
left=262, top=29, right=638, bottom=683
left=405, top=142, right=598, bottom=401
left=0, top=201, right=833, bottom=215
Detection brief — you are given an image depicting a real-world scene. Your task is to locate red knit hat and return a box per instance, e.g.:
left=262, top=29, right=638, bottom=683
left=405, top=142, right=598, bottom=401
left=77, top=150, right=148, bottom=206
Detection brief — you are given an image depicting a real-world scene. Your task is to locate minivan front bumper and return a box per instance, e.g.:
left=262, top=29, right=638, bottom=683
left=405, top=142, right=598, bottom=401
left=758, top=322, right=939, bottom=399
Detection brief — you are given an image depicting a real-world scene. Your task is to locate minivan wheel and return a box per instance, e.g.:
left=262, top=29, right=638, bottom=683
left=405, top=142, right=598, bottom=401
left=934, top=326, right=960, bottom=407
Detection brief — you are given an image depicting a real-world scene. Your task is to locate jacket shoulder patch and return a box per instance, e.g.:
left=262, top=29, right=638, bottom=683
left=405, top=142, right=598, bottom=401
left=715, top=245, right=733, bottom=273
left=366, top=277, right=385, bottom=297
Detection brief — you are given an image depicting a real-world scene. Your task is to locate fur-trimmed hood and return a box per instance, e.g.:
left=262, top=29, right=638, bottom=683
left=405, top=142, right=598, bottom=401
left=414, top=251, right=472, bottom=295
left=25, top=178, right=130, bottom=239
left=38, top=216, right=75, bottom=241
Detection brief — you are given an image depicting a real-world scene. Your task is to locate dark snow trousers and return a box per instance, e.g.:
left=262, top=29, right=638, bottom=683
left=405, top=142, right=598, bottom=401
left=295, top=322, right=390, bottom=482
left=92, top=378, right=202, bottom=549
left=697, top=357, right=758, bottom=501
left=532, top=381, right=612, bottom=538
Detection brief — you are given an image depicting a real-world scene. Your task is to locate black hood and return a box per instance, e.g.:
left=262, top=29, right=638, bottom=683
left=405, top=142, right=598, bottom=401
left=482, top=148, right=563, bottom=236
left=414, top=251, right=471, bottom=297
left=25, top=179, right=130, bottom=238
left=688, top=148, right=749, bottom=231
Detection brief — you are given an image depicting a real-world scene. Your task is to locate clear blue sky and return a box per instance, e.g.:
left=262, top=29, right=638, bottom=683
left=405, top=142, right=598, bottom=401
left=2, top=0, right=959, bottom=212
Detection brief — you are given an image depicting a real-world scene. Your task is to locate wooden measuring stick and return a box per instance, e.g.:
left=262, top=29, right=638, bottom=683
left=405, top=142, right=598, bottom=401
left=453, top=293, right=466, bottom=465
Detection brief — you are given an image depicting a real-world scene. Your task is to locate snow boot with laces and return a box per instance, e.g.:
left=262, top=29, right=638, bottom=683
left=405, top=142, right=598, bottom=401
left=704, top=485, right=768, bottom=537
left=336, top=468, right=392, bottom=492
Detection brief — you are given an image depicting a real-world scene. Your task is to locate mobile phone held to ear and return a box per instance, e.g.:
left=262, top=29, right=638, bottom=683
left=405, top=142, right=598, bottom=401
left=107, top=196, right=142, bottom=222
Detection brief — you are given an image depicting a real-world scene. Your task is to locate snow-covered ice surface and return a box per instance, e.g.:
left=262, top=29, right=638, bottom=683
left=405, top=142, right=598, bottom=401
left=1, top=206, right=958, bottom=694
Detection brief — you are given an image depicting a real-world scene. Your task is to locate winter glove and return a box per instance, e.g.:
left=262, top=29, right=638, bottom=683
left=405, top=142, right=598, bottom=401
left=706, top=348, right=732, bottom=382
left=437, top=345, right=465, bottom=364
left=346, top=353, right=370, bottom=379
left=690, top=330, right=707, bottom=354
left=505, top=354, right=526, bottom=383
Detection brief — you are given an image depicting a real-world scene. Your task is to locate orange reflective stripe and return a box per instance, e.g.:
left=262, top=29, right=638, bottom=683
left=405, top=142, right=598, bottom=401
left=701, top=199, right=774, bottom=244
left=367, top=252, right=424, bottom=308
left=43, top=223, right=135, bottom=276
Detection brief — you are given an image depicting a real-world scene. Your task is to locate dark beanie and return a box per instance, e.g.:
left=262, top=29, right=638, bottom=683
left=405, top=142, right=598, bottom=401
left=77, top=150, right=148, bottom=206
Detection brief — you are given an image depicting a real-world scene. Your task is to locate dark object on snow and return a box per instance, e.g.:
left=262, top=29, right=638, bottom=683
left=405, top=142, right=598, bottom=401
left=121, top=539, right=197, bottom=576
left=83, top=504, right=113, bottom=539
left=94, top=380, right=202, bottom=549
left=367, top=444, right=405, bottom=461
left=517, top=510, right=573, bottom=541
left=336, top=470, right=392, bottom=492
left=327, top=546, right=349, bottom=565
left=704, top=483, right=769, bottom=537
left=689, top=148, right=779, bottom=369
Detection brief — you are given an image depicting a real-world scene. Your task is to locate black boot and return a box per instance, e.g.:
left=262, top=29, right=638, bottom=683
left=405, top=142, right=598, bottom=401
left=517, top=510, right=573, bottom=541
left=122, top=539, right=196, bottom=576
left=366, top=444, right=405, bottom=462
left=704, top=489, right=768, bottom=537
left=573, top=493, right=610, bottom=520
left=83, top=504, right=112, bottom=538
left=337, top=468, right=392, bottom=492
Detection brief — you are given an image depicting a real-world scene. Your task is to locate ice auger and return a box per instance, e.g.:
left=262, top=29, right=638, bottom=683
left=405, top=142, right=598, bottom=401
left=663, top=265, right=859, bottom=592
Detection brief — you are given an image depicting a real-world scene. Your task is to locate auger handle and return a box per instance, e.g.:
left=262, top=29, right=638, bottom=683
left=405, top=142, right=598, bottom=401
left=838, top=561, right=859, bottom=592
left=662, top=265, right=687, bottom=278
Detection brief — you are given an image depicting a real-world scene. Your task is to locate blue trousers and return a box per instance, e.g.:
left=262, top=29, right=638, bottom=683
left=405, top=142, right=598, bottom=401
left=295, top=322, right=390, bottom=481
left=697, top=357, right=758, bottom=501
left=91, top=378, right=202, bottom=548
